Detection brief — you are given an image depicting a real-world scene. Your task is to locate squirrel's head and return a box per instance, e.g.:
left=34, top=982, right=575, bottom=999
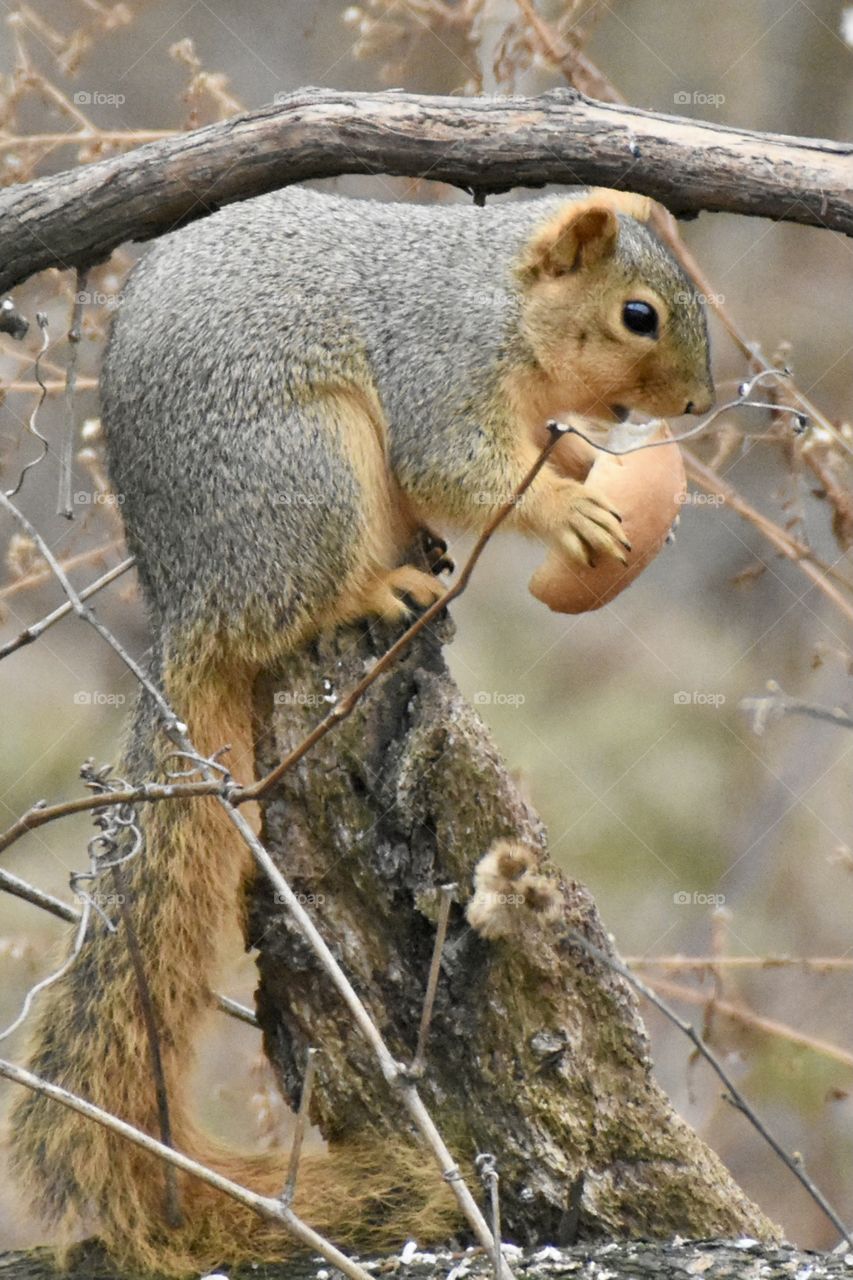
left=514, top=190, right=714, bottom=424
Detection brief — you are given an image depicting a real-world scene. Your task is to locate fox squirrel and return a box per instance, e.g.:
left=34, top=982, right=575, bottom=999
left=11, top=185, right=713, bottom=1275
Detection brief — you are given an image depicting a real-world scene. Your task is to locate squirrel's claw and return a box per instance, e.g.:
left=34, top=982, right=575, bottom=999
left=420, top=528, right=454, bottom=576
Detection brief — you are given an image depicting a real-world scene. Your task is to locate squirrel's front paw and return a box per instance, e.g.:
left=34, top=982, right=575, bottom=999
left=556, top=483, right=631, bottom=568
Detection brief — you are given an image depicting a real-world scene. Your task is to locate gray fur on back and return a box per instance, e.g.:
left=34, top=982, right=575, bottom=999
left=100, top=186, right=697, bottom=639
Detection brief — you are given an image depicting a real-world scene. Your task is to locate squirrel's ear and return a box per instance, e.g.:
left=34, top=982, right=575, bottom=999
left=517, top=197, right=621, bottom=281
left=587, top=187, right=653, bottom=223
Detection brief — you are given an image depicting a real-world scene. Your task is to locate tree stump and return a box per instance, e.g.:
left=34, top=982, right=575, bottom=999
left=248, top=604, right=777, bottom=1245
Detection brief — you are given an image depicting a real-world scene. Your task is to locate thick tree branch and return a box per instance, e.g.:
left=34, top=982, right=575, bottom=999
left=1, top=85, right=851, bottom=293
left=1, top=1240, right=851, bottom=1280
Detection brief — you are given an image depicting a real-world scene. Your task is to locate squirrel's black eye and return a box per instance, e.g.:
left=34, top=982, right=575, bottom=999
left=622, top=300, right=659, bottom=338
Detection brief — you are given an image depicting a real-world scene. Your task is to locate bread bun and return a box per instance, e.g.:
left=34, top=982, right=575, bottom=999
left=529, top=423, right=686, bottom=614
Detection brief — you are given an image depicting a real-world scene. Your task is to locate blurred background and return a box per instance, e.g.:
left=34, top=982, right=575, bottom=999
left=1, top=0, right=852, bottom=1255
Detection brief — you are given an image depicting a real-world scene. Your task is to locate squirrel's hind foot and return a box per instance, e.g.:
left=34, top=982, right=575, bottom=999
left=363, top=565, right=447, bottom=622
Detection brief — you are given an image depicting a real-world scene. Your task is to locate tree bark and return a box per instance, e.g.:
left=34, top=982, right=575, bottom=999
left=1, top=85, right=852, bottom=294
left=2, top=1240, right=851, bottom=1280
left=246, top=603, right=777, bottom=1248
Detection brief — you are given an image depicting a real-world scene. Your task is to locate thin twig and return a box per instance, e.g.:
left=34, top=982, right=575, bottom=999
left=0, top=556, right=134, bottom=660
left=0, top=888, right=93, bottom=1043
left=0, top=1055, right=375, bottom=1280
left=410, top=883, right=456, bottom=1075
left=0, top=489, right=180, bottom=729
left=565, top=928, right=853, bottom=1248
left=0, top=865, right=78, bottom=923
left=640, top=974, right=853, bottom=1071
left=685, top=456, right=853, bottom=626
left=0, top=376, right=100, bottom=392
left=0, top=778, right=234, bottom=857
left=282, top=1047, right=319, bottom=1206
left=475, top=1153, right=503, bottom=1280
left=741, top=679, right=853, bottom=734
left=58, top=267, right=87, bottom=519
left=214, top=992, right=259, bottom=1027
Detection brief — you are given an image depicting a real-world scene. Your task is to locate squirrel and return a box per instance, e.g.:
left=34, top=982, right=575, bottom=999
left=11, top=185, right=713, bottom=1275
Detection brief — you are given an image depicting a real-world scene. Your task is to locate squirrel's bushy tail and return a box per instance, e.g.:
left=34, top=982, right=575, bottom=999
left=10, top=652, right=456, bottom=1275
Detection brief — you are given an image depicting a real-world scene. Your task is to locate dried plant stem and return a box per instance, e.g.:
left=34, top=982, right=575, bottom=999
left=624, top=955, right=853, bottom=973
left=0, top=539, right=126, bottom=601
left=642, top=975, right=853, bottom=1071
left=282, top=1047, right=319, bottom=1205
left=411, top=884, right=455, bottom=1075
left=685, top=455, right=853, bottom=625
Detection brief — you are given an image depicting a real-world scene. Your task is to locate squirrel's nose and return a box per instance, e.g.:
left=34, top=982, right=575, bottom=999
left=685, top=391, right=714, bottom=416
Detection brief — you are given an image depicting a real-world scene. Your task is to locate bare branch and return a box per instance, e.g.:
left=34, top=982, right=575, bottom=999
left=1, top=86, right=852, bottom=294
left=0, top=866, right=79, bottom=924
left=641, top=974, right=853, bottom=1071
left=214, top=992, right=259, bottom=1027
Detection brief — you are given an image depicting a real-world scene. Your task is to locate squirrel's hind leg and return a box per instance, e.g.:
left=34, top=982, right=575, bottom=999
left=314, top=390, right=447, bottom=628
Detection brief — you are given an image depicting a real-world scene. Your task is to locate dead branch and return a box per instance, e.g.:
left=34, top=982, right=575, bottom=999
left=1, top=86, right=852, bottom=294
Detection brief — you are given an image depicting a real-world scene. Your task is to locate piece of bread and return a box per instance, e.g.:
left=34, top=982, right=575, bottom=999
left=529, top=423, right=686, bottom=614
